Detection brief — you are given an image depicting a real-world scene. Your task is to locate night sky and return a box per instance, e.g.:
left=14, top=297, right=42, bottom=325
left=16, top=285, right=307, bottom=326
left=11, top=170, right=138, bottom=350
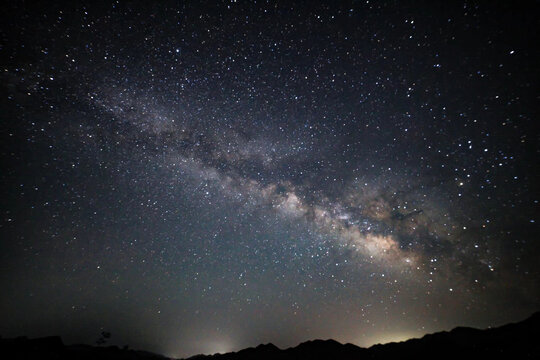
left=1, top=1, right=539, bottom=358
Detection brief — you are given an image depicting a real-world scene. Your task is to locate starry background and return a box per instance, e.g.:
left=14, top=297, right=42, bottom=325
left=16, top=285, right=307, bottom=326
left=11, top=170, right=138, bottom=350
left=1, top=1, right=539, bottom=358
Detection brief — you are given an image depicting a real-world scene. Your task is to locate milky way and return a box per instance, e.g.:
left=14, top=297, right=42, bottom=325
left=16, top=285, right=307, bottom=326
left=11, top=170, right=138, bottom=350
left=1, top=1, right=539, bottom=358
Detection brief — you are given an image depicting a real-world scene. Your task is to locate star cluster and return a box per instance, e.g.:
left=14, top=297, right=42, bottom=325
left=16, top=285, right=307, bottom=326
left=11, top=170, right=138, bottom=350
left=1, top=1, right=538, bottom=358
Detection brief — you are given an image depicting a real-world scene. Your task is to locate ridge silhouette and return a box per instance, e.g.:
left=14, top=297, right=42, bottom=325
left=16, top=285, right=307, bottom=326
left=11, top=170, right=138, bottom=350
left=1, top=312, right=538, bottom=359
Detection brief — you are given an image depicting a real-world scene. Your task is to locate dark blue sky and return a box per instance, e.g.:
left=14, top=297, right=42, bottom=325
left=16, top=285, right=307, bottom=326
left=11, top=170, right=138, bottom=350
left=1, top=1, right=538, bottom=358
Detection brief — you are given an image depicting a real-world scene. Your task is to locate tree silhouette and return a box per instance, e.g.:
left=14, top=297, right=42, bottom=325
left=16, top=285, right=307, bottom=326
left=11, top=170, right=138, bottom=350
left=96, top=331, right=111, bottom=346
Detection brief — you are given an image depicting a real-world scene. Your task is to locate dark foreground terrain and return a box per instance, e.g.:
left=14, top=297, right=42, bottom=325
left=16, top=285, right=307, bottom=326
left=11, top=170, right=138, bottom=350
left=2, top=312, right=538, bottom=359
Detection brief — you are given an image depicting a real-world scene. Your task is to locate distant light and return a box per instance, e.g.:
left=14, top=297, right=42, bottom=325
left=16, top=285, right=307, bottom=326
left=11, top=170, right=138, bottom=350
left=202, top=340, right=234, bottom=355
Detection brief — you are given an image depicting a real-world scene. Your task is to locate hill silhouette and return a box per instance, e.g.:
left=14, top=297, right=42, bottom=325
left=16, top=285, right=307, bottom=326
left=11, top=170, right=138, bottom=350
left=1, top=312, right=538, bottom=359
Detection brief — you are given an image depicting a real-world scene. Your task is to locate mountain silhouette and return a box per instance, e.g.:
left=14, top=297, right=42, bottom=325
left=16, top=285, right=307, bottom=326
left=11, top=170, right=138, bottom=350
left=186, top=312, right=539, bottom=360
left=1, top=312, right=538, bottom=359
